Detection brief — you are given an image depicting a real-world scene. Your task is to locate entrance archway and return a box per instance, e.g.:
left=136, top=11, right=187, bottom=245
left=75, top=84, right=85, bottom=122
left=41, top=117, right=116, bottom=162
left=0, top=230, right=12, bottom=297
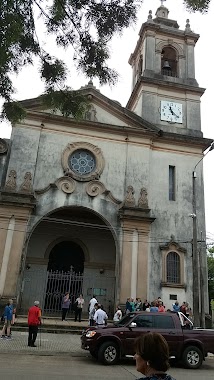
left=48, top=241, right=85, bottom=273
left=22, top=206, right=117, bottom=316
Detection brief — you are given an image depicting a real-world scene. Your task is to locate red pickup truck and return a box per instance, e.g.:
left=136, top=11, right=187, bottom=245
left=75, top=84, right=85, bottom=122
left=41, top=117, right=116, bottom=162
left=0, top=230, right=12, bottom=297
left=81, top=311, right=214, bottom=368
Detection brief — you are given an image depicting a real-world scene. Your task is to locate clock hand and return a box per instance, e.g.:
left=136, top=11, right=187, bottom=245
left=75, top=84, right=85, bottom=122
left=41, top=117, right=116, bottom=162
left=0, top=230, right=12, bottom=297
left=169, top=106, right=179, bottom=118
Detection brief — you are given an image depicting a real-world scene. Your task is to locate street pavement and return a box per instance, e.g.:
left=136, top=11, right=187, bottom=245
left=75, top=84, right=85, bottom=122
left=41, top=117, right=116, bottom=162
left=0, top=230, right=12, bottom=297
left=0, top=330, right=84, bottom=355
left=0, top=352, right=213, bottom=380
left=0, top=331, right=213, bottom=379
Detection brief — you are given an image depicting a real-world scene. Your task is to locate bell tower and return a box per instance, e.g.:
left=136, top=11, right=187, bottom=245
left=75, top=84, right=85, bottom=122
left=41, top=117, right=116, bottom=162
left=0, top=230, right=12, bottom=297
left=127, top=2, right=204, bottom=136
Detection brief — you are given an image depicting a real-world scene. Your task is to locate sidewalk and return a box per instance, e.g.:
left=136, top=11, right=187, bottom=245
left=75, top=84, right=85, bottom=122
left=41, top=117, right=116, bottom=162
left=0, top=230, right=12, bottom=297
left=0, top=330, right=87, bottom=356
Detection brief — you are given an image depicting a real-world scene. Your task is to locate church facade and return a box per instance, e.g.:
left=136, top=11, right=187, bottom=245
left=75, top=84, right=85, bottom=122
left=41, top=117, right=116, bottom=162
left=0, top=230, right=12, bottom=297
left=0, top=4, right=212, bottom=315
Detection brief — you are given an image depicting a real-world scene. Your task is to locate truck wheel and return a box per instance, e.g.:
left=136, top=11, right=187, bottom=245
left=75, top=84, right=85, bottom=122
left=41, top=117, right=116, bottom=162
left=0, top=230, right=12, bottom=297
left=98, top=341, right=119, bottom=365
left=182, top=346, right=203, bottom=369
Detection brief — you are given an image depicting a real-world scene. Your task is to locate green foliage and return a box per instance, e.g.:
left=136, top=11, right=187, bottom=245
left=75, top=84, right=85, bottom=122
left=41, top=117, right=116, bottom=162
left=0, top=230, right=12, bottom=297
left=1, top=102, right=27, bottom=124
left=183, top=0, right=211, bottom=12
left=0, top=0, right=142, bottom=123
left=0, top=0, right=212, bottom=124
left=42, top=89, right=89, bottom=119
left=207, top=247, right=214, bottom=301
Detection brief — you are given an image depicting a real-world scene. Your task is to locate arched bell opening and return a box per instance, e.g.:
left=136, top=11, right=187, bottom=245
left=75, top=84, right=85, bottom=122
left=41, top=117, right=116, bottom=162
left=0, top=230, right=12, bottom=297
left=161, top=47, right=178, bottom=77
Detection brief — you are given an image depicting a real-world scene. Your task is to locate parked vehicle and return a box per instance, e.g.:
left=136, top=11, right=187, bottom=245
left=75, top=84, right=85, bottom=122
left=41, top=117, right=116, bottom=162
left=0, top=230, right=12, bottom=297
left=81, top=311, right=214, bottom=368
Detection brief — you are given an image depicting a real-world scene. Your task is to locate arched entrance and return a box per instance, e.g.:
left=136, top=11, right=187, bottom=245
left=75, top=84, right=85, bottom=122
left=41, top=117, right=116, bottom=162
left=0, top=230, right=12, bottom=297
left=21, top=206, right=117, bottom=316
left=48, top=241, right=85, bottom=273
left=44, top=241, right=85, bottom=313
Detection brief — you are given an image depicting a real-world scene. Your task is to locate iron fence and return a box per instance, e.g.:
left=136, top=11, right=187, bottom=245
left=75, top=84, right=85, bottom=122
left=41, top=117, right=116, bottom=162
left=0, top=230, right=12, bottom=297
left=19, top=268, right=115, bottom=318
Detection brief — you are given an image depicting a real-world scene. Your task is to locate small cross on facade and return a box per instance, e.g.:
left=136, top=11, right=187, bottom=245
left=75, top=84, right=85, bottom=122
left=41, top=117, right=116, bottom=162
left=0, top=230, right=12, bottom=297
left=160, top=0, right=166, bottom=5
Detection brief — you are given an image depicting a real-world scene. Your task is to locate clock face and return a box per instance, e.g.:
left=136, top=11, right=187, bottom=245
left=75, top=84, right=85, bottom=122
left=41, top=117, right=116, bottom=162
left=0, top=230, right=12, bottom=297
left=161, top=101, right=183, bottom=124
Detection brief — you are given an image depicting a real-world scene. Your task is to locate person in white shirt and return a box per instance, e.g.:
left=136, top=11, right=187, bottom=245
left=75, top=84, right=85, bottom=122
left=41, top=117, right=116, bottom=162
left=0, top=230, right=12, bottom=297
left=113, top=306, right=122, bottom=322
left=89, top=296, right=98, bottom=313
left=75, top=294, right=84, bottom=322
left=93, top=304, right=108, bottom=326
left=88, top=295, right=98, bottom=326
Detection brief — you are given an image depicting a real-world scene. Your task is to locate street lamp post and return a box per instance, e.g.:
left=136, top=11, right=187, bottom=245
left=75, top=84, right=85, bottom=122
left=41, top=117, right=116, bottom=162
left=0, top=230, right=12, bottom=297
left=192, top=143, right=214, bottom=327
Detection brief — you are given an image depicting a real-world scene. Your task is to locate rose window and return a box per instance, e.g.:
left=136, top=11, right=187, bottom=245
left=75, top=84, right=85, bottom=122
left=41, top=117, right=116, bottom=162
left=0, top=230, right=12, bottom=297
left=69, top=150, right=96, bottom=175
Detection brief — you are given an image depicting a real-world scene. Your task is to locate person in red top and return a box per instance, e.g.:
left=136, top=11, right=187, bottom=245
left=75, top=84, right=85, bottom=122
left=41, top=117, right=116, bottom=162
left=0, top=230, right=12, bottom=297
left=28, top=301, right=41, bottom=347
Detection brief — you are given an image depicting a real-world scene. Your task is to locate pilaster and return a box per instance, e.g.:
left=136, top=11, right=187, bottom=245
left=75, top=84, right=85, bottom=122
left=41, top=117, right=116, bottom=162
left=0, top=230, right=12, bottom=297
left=119, top=207, right=155, bottom=303
left=0, top=191, right=36, bottom=302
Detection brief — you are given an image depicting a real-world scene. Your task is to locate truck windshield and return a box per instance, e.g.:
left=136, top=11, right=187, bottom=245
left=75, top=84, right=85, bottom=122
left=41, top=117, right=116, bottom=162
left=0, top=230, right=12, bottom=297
left=115, top=313, right=136, bottom=327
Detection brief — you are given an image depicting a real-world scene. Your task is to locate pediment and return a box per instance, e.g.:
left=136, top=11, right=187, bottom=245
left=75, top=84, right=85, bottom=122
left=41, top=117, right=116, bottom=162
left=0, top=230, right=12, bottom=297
left=18, top=85, right=161, bottom=135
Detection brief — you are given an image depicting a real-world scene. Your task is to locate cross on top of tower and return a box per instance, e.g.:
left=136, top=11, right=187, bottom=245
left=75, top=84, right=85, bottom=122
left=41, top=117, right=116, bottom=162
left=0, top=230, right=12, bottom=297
left=160, top=0, right=166, bottom=6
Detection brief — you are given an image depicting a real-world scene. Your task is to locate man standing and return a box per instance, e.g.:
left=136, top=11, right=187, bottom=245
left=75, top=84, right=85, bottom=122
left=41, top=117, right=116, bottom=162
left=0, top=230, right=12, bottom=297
left=93, top=304, right=108, bottom=326
left=28, top=301, right=41, bottom=347
left=88, top=295, right=98, bottom=325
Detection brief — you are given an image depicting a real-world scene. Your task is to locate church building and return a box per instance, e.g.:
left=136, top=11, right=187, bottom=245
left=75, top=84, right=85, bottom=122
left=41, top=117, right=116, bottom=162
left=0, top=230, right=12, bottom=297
left=0, top=4, right=212, bottom=315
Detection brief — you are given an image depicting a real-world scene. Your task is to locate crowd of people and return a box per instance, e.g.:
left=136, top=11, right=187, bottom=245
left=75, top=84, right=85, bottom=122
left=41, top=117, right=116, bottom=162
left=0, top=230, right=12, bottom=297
left=61, top=293, right=108, bottom=326
left=124, top=297, right=192, bottom=318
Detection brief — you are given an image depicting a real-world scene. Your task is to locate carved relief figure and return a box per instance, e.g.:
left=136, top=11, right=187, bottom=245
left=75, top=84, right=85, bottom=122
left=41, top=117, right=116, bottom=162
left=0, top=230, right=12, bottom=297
left=124, top=186, right=135, bottom=207
left=138, top=187, right=148, bottom=208
left=84, top=105, right=98, bottom=122
left=5, top=170, right=17, bottom=191
left=20, top=172, right=32, bottom=193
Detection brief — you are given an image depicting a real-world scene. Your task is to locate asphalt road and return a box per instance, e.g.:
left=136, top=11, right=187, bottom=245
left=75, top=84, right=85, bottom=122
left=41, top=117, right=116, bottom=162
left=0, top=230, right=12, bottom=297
left=0, top=354, right=213, bottom=380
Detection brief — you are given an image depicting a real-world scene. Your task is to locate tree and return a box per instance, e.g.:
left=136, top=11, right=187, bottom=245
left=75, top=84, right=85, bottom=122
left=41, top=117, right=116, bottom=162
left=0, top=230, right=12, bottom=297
left=0, top=0, right=142, bottom=122
left=0, top=1, right=211, bottom=123
left=207, top=246, right=214, bottom=303
left=184, top=0, right=211, bottom=12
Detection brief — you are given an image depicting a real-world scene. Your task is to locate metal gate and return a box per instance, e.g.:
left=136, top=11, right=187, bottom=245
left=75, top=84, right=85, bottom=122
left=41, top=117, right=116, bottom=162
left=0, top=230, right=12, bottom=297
left=20, top=268, right=115, bottom=317
left=44, top=269, right=83, bottom=313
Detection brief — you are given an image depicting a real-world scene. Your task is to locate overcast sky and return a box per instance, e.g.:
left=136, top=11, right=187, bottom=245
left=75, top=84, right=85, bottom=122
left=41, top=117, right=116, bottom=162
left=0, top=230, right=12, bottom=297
left=0, top=0, right=213, bottom=243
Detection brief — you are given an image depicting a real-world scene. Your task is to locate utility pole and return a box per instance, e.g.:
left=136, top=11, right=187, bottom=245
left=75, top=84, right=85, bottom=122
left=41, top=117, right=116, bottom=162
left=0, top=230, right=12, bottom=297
left=192, top=170, right=200, bottom=327
left=191, top=142, right=214, bottom=327
left=199, top=231, right=205, bottom=328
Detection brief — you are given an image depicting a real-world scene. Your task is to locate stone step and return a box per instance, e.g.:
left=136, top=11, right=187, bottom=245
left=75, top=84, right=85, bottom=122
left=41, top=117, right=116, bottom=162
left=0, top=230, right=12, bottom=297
left=11, top=316, right=89, bottom=335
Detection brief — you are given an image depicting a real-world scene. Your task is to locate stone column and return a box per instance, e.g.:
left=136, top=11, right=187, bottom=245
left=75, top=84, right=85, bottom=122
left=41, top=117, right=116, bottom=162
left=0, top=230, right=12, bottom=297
left=120, top=224, right=133, bottom=301
left=137, top=227, right=151, bottom=300
left=0, top=192, right=36, bottom=302
left=119, top=207, right=155, bottom=304
left=186, top=39, right=195, bottom=79
left=0, top=216, right=15, bottom=296
left=131, top=229, right=138, bottom=300
left=145, top=31, right=156, bottom=72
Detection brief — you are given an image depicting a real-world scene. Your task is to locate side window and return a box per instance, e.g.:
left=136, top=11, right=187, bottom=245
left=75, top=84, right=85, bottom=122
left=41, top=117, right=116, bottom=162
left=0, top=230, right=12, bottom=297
left=169, top=165, right=175, bottom=201
left=133, top=315, right=153, bottom=328
left=166, top=251, right=181, bottom=283
left=154, top=316, right=175, bottom=329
